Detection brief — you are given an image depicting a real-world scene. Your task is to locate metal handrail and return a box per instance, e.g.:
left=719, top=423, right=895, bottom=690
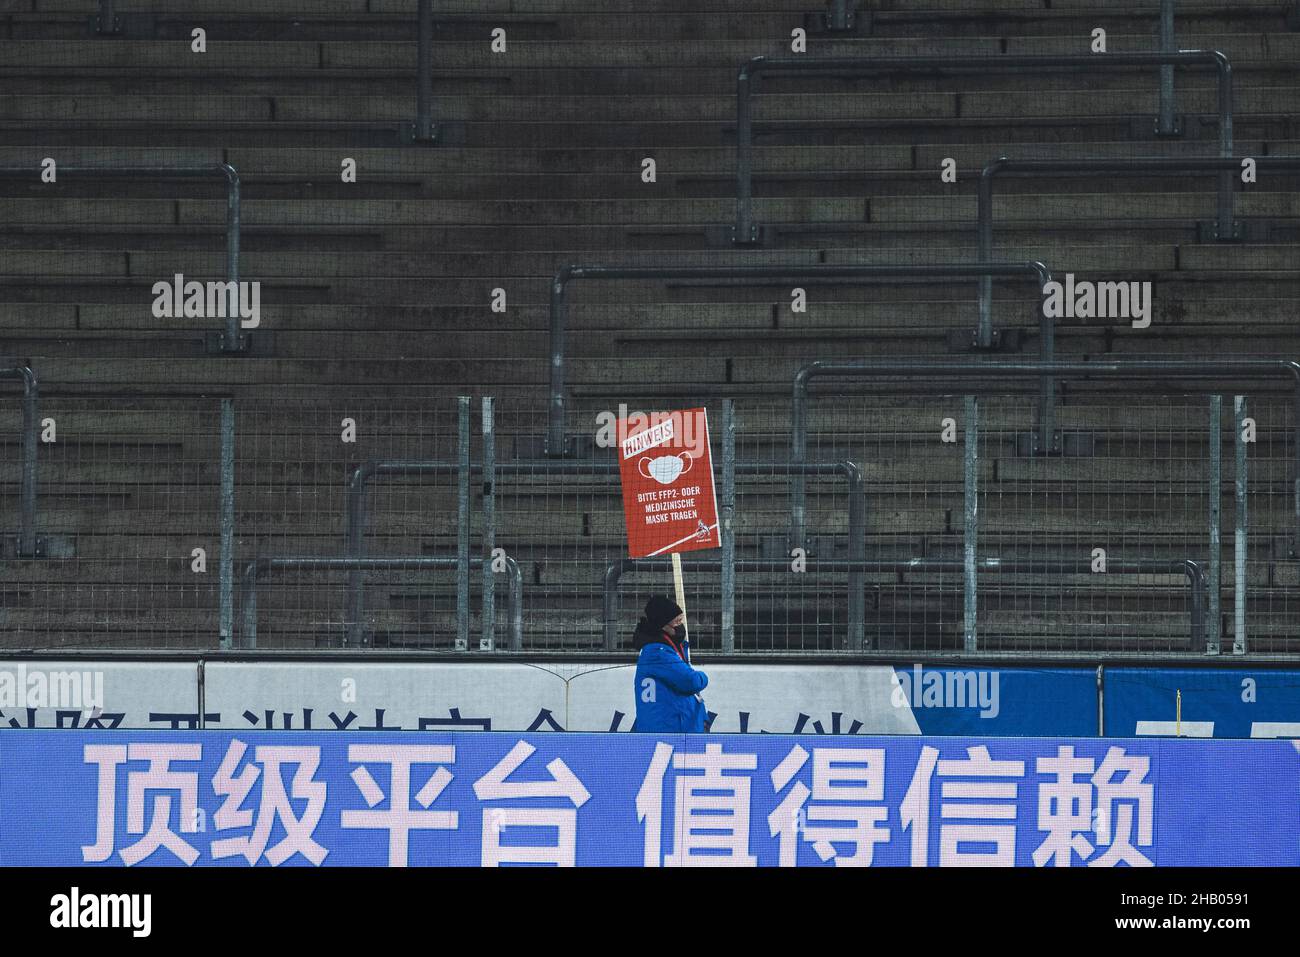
left=975, top=157, right=1300, bottom=453
left=345, top=458, right=868, bottom=647
left=730, top=50, right=1234, bottom=244
left=793, top=356, right=1300, bottom=651
left=605, top=556, right=1207, bottom=652
left=974, top=155, right=1300, bottom=453
left=239, top=555, right=523, bottom=650
left=0, top=361, right=38, bottom=558
left=794, top=357, right=1300, bottom=494
left=547, top=261, right=1055, bottom=456
left=978, top=154, right=1300, bottom=269
left=344, top=460, right=633, bottom=647
left=0, top=164, right=245, bottom=351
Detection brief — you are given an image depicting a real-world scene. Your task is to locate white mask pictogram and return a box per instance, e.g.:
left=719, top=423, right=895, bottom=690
left=639, top=452, right=693, bottom=485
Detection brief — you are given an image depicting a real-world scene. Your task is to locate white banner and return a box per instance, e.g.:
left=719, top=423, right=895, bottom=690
left=0, top=659, right=197, bottom=730
left=0, top=659, right=921, bottom=733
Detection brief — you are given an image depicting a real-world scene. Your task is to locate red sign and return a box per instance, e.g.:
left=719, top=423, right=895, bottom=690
left=616, top=407, right=721, bottom=559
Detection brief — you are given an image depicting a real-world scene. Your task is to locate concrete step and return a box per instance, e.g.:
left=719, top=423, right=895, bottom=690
left=4, top=293, right=1299, bottom=346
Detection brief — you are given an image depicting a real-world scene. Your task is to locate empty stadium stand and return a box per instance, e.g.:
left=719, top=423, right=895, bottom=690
left=1, top=0, right=1297, bottom=655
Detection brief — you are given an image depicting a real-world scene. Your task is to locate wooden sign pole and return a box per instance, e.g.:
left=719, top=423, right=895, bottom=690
left=671, top=551, right=689, bottom=649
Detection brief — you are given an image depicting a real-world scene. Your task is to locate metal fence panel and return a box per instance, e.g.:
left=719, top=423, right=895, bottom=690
left=1, top=396, right=223, bottom=650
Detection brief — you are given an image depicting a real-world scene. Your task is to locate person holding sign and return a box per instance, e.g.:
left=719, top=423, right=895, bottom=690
left=631, top=595, right=709, bottom=733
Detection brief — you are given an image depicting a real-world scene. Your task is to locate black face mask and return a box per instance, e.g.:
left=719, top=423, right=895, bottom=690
left=669, top=625, right=686, bottom=642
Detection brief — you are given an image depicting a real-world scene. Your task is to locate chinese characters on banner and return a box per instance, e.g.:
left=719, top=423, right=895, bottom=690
left=2, top=731, right=1296, bottom=867
left=616, top=407, right=720, bottom=558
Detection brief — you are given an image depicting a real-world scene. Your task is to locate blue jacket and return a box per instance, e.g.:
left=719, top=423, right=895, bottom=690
left=632, top=627, right=709, bottom=733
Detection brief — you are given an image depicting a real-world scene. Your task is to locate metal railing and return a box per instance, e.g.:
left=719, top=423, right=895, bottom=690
left=973, top=152, right=1299, bottom=454
left=792, top=357, right=1300, bottom=653
left=240, top=556, right=523, bottom=650
left=978, top=155, right=1300, bottom=259
left=547, top=261, right=1055, bottom=457
left=3, top=393, right=223, bottom=648
left=729, top=50, right=1233, bottom=244
left=0, top=165, right=246, bottom=352
left=5, top=383, right=1295, bottom=654
left=0, top=361, right=38, bottom=559
left=346, top=455, right=867, bottom=648
left=973, top=154, right=1300, bottom=457
left=605, top=556, right=1207, bottom=653
left=810, top=0, right=1194, bottom=62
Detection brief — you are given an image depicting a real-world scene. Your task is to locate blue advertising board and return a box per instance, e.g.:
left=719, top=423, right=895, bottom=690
left=1, top=731, right=1295, bottom=866
left=1105, top=668, right=1300, bottom=738
left=893, top=665, right=1097, bottom=736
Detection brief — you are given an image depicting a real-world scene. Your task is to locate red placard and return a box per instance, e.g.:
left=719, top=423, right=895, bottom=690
left=616, top=407, right=721, bottom=559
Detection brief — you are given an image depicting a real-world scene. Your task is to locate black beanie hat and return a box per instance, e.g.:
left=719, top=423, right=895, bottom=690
left=644, top=595, right=683, bottom=631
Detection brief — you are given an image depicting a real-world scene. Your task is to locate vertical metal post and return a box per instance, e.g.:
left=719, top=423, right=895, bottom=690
left=1233, top=395, right=1247, bottom=654
left=219, top=398, right=235, bottom=650
left=345, top=468, right=368, bottom=648
left=1188, top=561, right=1206, bottom=650
left=223, top=166, right=241, bottom=351
left=1207, top=395, right=1222, bottom=654
left=733, top=67, right=756, bottom=244
left=1214, top=53, right=1236, bottom=239
left=457, top=396, right=471, bottom=650
left=13, top=368, right=38, bottom=558
left=826, top=0, right=856, bottom=31
left=241, top=564, right=258, bottom=650
left=506, top=556, right=523, bottom=651
left=845, top=464, right=866, bottom=652
left=790, top=376, right=808, bottom=552
left=415, top=0, right=435, bottom=143
left=975, top=173, right=996, bottom=350
left=1033, top=253, right=1056, bottom=455
left=547, top=274, right=568, bottom=456
left=197, top=658, right=206, bottom=730
left=963, top=396, right=979, bottom=652
left=1293, top=373, right=1300, bottom=553
left=481, top=397, right=495, bottom=651
left=602, top=562, right=623, bottom=651
left=1096, top=665, right=1105, bottom=736
left=1215, top=171, right=1236, bottom=241
left=94, top=0, right=121, bottom=34
left=1156, top=0, right=1178, bottom=136
left=721, top=400, right=736, bottom=654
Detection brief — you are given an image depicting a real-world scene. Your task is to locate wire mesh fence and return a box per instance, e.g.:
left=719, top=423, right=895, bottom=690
left=1233, top=395, right=1298, bottom=654
left=1, top=378, right=1297, bottom=655
left=0, top=395, right=223, bottom=650
left=233, top=388, right=468, bottom=650
left=976, top=393, right=1211, bottom=653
